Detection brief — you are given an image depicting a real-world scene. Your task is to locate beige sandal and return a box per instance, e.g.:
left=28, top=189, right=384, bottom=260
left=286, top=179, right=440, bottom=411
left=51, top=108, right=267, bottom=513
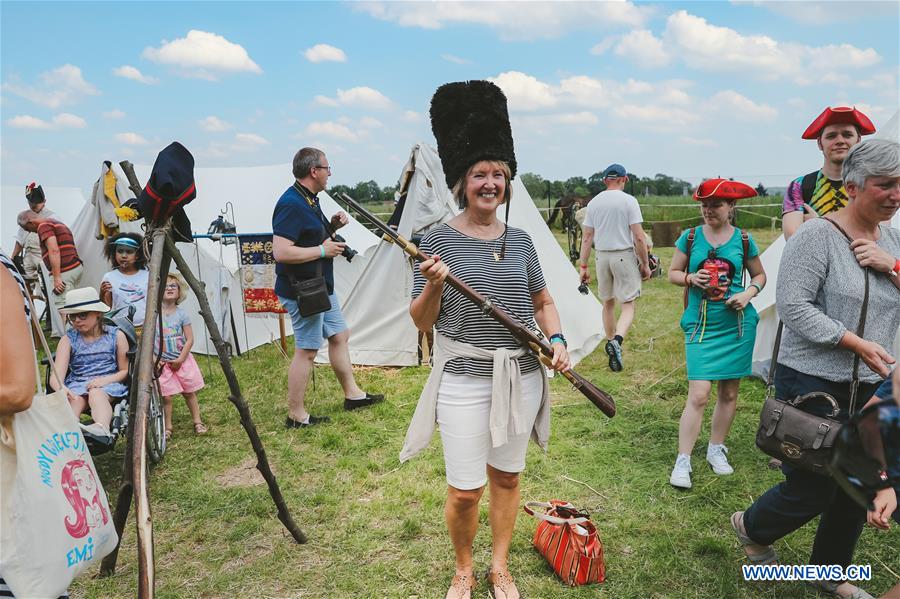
left=486, top=569, right=520, bottom=599
left=193, top=422, right=208, bottom=434
left=445, top=572, right=476, bottom=599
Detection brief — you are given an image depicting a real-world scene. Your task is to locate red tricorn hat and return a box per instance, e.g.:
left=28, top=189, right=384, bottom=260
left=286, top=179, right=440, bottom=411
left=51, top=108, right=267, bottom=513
left=801, top=106, right=876, bottom=140
left=693, top=178, right=757, bottom=202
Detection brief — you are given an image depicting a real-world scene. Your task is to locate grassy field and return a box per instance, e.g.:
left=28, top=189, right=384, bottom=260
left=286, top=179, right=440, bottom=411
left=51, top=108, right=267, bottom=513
left=74, top=228, right=898, bottom=598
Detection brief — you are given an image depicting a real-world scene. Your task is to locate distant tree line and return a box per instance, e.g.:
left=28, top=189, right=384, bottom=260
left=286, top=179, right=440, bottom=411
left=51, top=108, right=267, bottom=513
left=521, top=171, right=771, bottom=200
left=329, top=172, right=770, bottom=204
left=329, top=181, right=398, bottom=203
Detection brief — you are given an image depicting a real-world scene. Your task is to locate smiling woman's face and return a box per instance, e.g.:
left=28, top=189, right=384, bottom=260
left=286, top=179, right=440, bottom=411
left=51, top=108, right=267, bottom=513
left=464, top=160, right=507, bottom=214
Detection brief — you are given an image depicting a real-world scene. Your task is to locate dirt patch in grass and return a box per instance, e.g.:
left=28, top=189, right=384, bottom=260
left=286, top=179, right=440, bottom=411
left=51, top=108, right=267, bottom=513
left=216, top=457, right=269, bottom=488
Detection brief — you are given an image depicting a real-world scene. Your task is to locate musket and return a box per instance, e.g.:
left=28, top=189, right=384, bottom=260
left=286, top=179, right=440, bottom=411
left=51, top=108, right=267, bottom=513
left=336, top=192, right=616, bottom=418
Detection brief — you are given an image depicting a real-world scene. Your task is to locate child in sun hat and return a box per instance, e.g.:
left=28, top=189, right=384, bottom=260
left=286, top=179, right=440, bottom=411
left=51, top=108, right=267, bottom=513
left=51, top=287, right=129, bottom=442
left=157, top=273, right=207, bottom=440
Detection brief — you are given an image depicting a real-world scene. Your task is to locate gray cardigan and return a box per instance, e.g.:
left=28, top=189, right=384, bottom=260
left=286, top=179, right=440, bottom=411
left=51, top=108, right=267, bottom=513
left=776, top=218, right=900, bottom=384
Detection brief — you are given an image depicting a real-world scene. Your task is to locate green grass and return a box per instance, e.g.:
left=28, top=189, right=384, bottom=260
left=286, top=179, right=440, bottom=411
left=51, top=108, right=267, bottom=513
left=74, top=229, right=898, bottom=598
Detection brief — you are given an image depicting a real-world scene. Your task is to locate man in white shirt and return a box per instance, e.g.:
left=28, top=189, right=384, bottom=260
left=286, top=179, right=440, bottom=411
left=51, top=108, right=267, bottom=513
left=579, top=164, right=650, bottom=371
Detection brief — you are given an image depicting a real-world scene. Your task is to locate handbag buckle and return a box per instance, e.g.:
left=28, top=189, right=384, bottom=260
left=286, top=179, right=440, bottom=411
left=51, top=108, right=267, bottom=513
left=780, top=441, right=802, bottom=459
left=812, top=422, right=830, bottom=450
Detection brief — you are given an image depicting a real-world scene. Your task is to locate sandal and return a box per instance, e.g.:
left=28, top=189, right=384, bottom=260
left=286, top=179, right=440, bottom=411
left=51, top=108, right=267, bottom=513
left=193, top=422, right=208, bottom=434
left=731, top=511, right=777, bottom=565
left=445, top=572, right=476, bottom=599
left=807, top=580, right=875, bottom=598
left=486, top=569, right=520, bottom=599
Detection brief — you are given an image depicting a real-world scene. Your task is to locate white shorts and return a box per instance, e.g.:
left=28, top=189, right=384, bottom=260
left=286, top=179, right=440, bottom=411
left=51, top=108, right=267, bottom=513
left=437, top=369, right=544, bottom=490
left=596, top=249, right=641, bottom=302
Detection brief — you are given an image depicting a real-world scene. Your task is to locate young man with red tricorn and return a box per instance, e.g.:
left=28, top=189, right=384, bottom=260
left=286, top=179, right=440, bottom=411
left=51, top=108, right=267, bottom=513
left=782, top=106, right=876, bottom=239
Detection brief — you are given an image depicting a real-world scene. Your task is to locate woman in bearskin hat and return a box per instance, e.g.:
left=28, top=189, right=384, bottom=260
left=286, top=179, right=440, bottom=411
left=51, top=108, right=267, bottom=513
left=667, top=179, right=766, bottom=489
left=402, top=81, right=570, bottom=599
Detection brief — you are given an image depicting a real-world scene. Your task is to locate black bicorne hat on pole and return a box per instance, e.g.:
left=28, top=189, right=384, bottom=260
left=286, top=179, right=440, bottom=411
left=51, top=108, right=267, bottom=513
left=430, top=80, right=517, bottom=259
left=137, top=141, right=196, bottom=242
left=430, top=80, right=517, bottom=189
left=25, top=182, right=45, bottom=204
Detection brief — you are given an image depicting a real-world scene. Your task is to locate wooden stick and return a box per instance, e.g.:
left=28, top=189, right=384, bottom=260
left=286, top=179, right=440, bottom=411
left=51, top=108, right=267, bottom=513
left=132, top=226, right=171, bottom=597
left=278, top=313, right=288, bottom=354
left=165, top=235, right=307, bottom=544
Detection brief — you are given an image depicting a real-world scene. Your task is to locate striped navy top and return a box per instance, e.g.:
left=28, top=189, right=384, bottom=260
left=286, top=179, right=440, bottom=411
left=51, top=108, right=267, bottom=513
left=412, top=223, right=546, bottom=378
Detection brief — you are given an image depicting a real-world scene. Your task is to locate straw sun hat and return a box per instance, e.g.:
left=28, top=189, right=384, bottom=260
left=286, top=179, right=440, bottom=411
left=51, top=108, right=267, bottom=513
left=59, top=287, right=110, bottom=314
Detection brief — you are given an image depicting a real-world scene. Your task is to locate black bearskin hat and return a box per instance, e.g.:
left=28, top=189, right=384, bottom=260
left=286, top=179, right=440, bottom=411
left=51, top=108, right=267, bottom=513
left=430, top=80, right=517, bottom=189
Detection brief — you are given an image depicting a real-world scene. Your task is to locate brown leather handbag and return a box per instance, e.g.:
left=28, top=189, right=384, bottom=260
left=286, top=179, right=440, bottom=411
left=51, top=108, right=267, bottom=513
left=755, top=219, right=869, bottom=473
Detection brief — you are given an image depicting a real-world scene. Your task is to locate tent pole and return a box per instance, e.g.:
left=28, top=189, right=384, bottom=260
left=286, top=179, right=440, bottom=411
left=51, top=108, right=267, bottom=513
left=193, top=237, right=213, bottom=379
left=164, top=234, right=307, bottom=544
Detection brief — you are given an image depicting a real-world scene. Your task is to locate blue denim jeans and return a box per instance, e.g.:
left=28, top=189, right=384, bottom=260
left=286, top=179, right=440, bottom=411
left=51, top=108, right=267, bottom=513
left=743, top=364, right=882, bottom=572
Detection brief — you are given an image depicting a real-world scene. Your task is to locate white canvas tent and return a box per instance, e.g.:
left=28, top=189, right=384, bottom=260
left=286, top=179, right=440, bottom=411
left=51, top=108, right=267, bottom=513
left=333, top=143, right=605, bottom=367
left=750, top=110, right=900, bottom=379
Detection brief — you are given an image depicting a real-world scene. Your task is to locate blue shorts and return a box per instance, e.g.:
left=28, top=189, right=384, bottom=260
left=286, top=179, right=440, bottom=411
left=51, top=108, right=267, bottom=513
left=278, top=294, right=348, bottom=350
left=874, top=373, right=894, bottom=401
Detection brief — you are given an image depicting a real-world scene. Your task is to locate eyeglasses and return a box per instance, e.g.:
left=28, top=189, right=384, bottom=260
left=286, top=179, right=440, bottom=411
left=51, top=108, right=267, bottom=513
left=313, top=165, right=332, bottom=175
left=69, top=312, right=92, bottom=321
left=165, top=283, right=180, bottom=290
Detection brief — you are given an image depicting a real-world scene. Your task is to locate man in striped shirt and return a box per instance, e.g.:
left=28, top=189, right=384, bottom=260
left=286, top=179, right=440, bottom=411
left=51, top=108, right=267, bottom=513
left=17, top=211, right=83, bottom=313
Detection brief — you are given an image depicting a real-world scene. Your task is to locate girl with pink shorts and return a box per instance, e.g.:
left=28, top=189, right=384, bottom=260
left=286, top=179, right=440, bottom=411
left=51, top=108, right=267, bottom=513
left=157, top=273, right=207, bottom=440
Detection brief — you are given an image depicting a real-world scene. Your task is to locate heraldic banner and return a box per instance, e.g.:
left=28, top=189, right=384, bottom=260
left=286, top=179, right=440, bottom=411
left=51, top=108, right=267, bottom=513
left=238, top=234, right=286, bottom=314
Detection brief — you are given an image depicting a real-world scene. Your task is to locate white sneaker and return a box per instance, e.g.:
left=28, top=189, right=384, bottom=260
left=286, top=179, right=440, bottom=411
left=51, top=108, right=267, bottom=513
left=81, top=422, right=112, bottom=439
left=707, top=443, right=734, bottom=475
left=669, top=454, right=692, bottom=489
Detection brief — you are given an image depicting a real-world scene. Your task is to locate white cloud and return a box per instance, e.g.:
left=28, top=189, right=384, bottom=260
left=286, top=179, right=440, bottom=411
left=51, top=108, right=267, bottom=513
left=355, top=1, right=649, bottom=40
left=786, top=98, right=806, bottom=110
left=359, top=116, right=384, bottom=129
left=589, top=37, right=616, bottom=56
left=199, top=116, right=232, bottom=132
left=115, top=132, right=148, bottom=145
left=402, top=110, right=422, bottom=122
left=7, top=112, right=87, bottom=130
left=735, top=1, right=898, bottom=25
left=3, top=64, right=99, bottom=108
left=706, top=90, right=778, bottom=121
left=540, top=112, right=600, bottom=126
left=612, top=104, right=700, bottom=129
left=103, top=109, right=126, bottom=119
left=488, top=71, right=558, bottom=111
left=614, top=29, right=670, bottom=68
left=680, top=136, right=718, bottom=148
left=303, top=44, right=347, bottom=63
left=112, top=65, right=159, bottom=84
left=857, top=72, right=897, bottom=91
left=142, top=30, right=262, bottom=79
left=315, top=86, right=393, bottom=110
left=234, top=132, right=269, bottom=147
left=305, top=121, right=359, bottom=142
left=663, top=10, right=880, bottom=81
left=441, top=53, right=470, bottom=64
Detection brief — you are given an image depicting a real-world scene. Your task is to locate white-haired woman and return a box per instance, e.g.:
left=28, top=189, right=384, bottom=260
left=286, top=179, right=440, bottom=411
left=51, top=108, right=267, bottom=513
left=733, top=139, right=900, bottom=599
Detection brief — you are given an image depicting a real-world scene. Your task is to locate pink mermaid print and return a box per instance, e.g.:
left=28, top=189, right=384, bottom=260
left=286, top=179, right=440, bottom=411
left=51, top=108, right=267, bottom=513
left=61, top=459, right=109, bottom=538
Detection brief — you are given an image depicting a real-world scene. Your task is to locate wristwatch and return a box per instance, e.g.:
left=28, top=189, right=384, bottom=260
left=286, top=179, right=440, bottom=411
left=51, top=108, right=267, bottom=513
left=549, top=333, right=567, bottom=347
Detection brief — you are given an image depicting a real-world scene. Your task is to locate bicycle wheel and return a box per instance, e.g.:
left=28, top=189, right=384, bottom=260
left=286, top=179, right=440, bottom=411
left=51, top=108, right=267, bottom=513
left=147, top=380, right=167, bottom=463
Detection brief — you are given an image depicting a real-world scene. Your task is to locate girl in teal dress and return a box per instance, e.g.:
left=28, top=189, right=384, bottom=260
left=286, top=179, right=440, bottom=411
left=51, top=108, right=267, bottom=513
left=666, top=179, right=767, bottom=489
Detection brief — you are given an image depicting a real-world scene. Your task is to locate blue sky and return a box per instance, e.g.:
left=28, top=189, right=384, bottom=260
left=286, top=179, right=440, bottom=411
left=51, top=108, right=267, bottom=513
left=2, top=1, right=898, bottom=195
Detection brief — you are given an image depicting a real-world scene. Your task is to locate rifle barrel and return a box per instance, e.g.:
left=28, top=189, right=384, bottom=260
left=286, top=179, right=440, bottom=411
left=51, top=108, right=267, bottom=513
left=335, top=192, right=615, bottom=418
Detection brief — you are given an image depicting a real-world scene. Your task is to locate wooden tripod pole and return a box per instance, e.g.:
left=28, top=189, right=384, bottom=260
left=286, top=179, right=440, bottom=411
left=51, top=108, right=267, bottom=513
left=164, top=235, right=307, bottom=544
left=134, top=226, right=171, bottom=597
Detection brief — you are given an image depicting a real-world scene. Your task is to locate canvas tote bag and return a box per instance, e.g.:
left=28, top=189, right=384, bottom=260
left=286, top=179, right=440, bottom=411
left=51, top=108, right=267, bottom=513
left=0, top=303, right=118, bottom=598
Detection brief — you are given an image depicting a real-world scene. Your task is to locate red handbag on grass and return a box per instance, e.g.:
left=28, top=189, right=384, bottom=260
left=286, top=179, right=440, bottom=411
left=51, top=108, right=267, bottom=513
left=523, top=500, right=605, bottom=586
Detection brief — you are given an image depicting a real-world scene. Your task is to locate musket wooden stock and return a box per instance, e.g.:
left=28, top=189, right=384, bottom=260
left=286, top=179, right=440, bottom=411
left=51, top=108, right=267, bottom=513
left=337, top=192, right=615, bottom=418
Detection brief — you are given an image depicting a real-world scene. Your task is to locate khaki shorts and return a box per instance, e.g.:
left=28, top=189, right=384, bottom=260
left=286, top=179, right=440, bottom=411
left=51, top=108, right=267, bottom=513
left=596, top=249, right=641, bottom=302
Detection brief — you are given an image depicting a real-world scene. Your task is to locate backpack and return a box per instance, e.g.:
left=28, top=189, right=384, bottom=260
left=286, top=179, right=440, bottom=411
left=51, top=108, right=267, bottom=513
left=682, top=227, right=750, bottom=308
